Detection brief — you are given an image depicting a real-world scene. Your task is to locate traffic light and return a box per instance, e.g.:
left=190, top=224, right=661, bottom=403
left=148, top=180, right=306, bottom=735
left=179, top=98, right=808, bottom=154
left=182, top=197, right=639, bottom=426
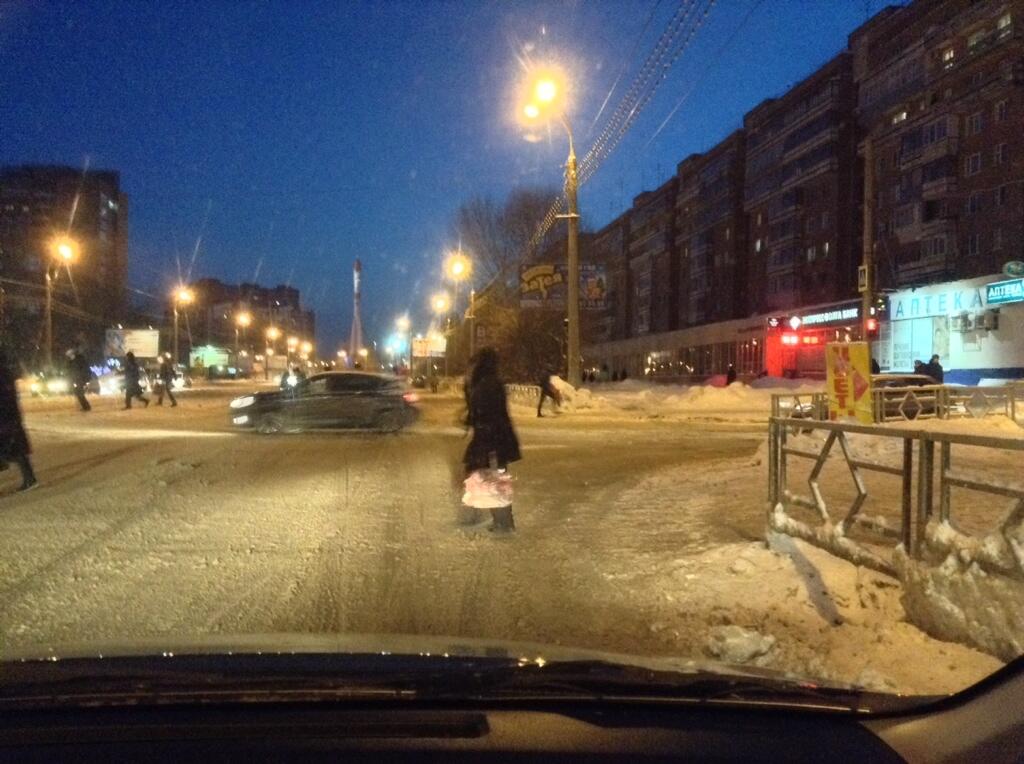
left=865, top=317, right=879, bottom=339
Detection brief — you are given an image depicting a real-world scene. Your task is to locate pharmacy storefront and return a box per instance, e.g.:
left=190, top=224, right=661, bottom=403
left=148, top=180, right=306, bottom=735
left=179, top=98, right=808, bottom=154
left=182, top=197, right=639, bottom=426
left=882, top=274, right=1024, bottom=384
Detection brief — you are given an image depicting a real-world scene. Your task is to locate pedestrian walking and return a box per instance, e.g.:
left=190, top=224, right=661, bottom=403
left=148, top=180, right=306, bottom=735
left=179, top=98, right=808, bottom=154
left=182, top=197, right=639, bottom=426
left=726, top=363, right=737, bottom=385
left=925, top=354, right=944, bottom=383
left=123, top=351, right=149, bottom=409
left=67, top=348, right=92, bottom=412
left=535, top=367, right=561, bottom=417
left=156, top=354, right=178, bottom=407
left=463, top=347, right=520, bottom=533
left=0, top=349, right=38, bottom=492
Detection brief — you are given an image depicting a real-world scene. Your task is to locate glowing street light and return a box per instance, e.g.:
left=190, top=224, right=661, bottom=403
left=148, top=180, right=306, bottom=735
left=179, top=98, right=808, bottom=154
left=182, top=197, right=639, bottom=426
left=265, top=326, right=281, bottom=341
left=44, top=236, right=79, bottom=368
left=519, top=65, right=581, bottom=386
left=300, top=340, right=313, bottom=355
left=264, top=326, right=281, bottom=380
left=431, top=292, right=451, bottom=315
left=172, top=286, right=195, bottom=365
left=358, top=347, right=369, bottom=359
left=234, top=310, right=252, bottom=356
left=395, top=315, right=411, bottom=333
left=337, top=349, right=348, bottom=359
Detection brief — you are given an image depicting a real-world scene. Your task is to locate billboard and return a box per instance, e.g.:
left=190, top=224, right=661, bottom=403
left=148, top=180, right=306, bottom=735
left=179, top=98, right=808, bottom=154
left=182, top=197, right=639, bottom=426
left=519, top=263, right=607, bottom=310
left=412, top=335, right=446, bottom=358
left=105, top=328, right=160, bottom=359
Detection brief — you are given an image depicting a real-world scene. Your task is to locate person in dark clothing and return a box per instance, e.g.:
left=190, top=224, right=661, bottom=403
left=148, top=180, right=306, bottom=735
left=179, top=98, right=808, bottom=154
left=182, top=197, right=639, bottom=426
left=0, top=349, right=37, bottom=492
left=535, top=368, right=560, bottom=417
left=156, top=355, right=177, bottom=407
left=726, top=364, right=737, bottom=385
left=926, top=354, right=944, bottom=383
left=871, top=357, right=881, bottom=375
left=620, top=369, right=628, bottom=381
left=464, top=348, right=521, bottom=532
left=913, top=359, right=925, bottom=376
left=67, top=349, right=92, bottom=412
left=123, top=352, right=149, bottom=409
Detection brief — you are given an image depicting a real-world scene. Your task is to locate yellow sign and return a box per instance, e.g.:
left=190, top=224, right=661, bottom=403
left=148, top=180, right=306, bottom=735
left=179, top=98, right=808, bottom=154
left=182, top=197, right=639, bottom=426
left=825, top=342, right=873, bottom=423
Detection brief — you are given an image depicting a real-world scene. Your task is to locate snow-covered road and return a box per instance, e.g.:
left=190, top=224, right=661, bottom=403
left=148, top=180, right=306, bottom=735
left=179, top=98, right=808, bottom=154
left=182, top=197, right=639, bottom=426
left=0, top=386, right=1004, bottom=695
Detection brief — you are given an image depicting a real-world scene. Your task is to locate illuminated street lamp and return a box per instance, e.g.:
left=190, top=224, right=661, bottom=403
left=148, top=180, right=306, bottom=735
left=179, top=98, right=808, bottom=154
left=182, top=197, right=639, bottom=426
left=234, top=310, right=252, bottom=356
left=300, top=340, right=313, bottom=356
left=445, top=249, right=474, bottom=359
left=431, top=292, right=450, bottom=315
left=45, top=236, right=79, bottom=369
left=264, top=326, right=281, bottom=380
left=172, top=286, right=194, bottom=366
left=520, top=67, right=581, bottom=387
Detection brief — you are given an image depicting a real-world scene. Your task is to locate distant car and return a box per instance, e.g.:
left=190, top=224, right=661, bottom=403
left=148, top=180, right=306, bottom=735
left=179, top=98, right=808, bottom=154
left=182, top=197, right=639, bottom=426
left=28, top=372, right=72, bottom=397
left=97, top=369, right=152, bottom=397
left=229, top=371, right=419, bottom=434
left=411, top=375, right=427, bottom=389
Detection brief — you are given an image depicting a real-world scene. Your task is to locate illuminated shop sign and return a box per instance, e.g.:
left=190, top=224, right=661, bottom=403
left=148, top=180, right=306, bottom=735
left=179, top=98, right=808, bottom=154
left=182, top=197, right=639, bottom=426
left=986, top=278, right=1024, bottom=305
left=798, top=306, right=859, bottom=326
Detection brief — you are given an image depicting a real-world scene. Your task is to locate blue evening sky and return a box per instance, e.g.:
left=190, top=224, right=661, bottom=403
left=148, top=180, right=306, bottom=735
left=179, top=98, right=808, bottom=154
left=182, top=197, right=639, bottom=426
left=0, top=0, right=877, bottom=350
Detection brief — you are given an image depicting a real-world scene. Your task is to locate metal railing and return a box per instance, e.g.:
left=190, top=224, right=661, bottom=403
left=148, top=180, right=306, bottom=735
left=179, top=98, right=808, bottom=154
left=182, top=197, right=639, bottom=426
left=767, top=416, right=1024, bottom=580
left=505, top=384, right=541, bottom=407
left=772, top=385, right=1024, bottom=424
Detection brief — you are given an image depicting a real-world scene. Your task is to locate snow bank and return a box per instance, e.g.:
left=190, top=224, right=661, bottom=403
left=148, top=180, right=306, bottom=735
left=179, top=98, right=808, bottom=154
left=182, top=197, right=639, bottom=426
left=706, top=625, right=776, bottom=665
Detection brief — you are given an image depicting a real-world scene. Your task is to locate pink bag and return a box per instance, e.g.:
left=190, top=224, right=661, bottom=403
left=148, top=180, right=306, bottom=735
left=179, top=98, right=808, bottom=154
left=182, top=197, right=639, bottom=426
left=462, top=468, right=513, bottom=509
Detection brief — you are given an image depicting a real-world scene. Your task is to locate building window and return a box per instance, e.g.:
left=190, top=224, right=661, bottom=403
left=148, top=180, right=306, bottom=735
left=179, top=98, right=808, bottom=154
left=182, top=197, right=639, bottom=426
left=725, top=226, right=730, bottom=241
left=998, top=13, right=1012, bottom=38
left=754, top=238, right=762, bottom=253
left=823, top=241, right=830, bottom=257
left=968, top=111, right=983, bottom=135
left=994, top=227, right=1003, bottom=250
left=942, top=47, right=956, bottom=68
left=965, top=152, right=982, bottom=176
left=994, top=142, right=1008, bottom=165
left=967, top=192, right=981, bottom=214
left=971, top=71, right=985, bottom=87
left=756, top=212, right=762, bottom=226
left=996, top=99, right=1009, bottom=121
left=922, top=236, right=948, bottom=258
left=892, top=110, right=908, bottom=125
left=997, top=184, right=1010, bottom=206
left=967, top=233, right=981, bottom=256
left=968, top=30, right=986, bottom=51
left=895, top=204, right=917, bottom=228
left=805, top=245, right=817, bottom=262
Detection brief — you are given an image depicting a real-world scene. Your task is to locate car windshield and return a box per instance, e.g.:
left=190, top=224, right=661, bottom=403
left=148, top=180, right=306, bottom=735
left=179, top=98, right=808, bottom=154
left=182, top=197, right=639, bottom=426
left=0, top=0, right=1022, bottom=708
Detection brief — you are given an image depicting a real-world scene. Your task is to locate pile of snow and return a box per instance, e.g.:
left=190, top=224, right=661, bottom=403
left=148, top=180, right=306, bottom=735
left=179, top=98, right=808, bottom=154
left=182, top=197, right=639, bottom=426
left=585, top=380, right=822, bottom=420
left=706, top=625, right=776, bottom=664
left=547, top=376, right=593, bottom=410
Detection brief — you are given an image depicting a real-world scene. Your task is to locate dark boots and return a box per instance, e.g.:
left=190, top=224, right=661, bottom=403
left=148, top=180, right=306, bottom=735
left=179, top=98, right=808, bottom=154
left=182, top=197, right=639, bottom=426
left=489, top=506, right=515, bottom=533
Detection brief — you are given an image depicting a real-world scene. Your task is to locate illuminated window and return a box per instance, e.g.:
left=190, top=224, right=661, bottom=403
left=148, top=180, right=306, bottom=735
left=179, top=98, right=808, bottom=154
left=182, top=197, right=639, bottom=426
left=891, top=110, right=908, bottom=125
left=942, top=47, right=956, bottom=68
left=823, top=241, right=830, bottom=257
left=998, top=13, right=1012, bottom=38
left=805, top=245, right=817, bottom=262
left=968, top=30, right=985, bottom=51
left=755, top=238, right=762, bottom=253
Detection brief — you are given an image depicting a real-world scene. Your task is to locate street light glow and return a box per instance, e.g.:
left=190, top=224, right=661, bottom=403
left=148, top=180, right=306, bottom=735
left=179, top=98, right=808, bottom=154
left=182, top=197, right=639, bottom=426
left=431, top=292, right=451, bottom=314
left=396, top=315, right=411, bottom=332
left=535, top=78, right=557, bottom=103
left=337, top=349, right=348, bottom=358
left=358, top=347, right=369, bottom=358
left=523, top=103, right=540, bottom=120
left=50, top=236, right=79, bottom=263
left=446, top=251, right=471, bottom=281
left=265, top=326, right=281, bottom=341
left=235, top=311, right=252, bottom=327
left=300, top=340, right=313, bottom=354
left=175, top=287, right=194, bottom=304
left=287, top=335, right=299, bottom=348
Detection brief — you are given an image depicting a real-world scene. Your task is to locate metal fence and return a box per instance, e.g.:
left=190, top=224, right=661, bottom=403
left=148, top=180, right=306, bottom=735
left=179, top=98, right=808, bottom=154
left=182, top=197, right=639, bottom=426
left=767, top=416, right=1024, bottom=580
left=505, top=384, right=541, bottom=407
left=772, top=385, right=1024, bottom=424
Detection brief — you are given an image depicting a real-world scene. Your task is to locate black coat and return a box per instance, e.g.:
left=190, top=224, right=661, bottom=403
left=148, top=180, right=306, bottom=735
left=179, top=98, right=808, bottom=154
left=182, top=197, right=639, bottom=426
left=159, top=360, right=175, bottom=383
left=925, top=361, right=944, bottom=383
left=70, top=353, right=92, bottom=386
left=463, top=374, right=521, bottom=472
left=124, top=360, right=143, bottom=395
left=0, top=366, right=30, bottom=459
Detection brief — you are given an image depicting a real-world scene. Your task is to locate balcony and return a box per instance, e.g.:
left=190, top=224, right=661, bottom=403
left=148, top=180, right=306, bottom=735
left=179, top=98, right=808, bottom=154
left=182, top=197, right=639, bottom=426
left=921, top=176, right=957, bottom=199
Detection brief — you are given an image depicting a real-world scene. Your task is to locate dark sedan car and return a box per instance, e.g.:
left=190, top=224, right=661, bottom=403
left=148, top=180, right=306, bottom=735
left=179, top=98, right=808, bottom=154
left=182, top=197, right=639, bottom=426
left=229, top=372, right=419, bottom=434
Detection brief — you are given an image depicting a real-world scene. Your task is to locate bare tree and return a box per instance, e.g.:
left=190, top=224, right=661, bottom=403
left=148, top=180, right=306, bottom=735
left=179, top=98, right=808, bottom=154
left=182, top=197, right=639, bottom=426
left=451, top=187, right=558, bottom=288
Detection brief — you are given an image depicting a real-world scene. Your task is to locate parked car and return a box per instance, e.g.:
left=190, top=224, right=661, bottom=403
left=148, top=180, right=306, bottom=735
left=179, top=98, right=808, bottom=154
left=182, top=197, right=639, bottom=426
left=229, top=371, right=419, bottom=434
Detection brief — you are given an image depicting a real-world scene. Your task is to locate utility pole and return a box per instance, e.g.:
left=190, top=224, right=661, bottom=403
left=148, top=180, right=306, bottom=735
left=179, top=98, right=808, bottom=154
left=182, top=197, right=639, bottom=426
left=562, top=119, right=582, bottom=388
left=44, top=269, right=54, bottom=370
left=468, top=288, right=476, bottom=359
left=860, top=138, right=874, bottom=342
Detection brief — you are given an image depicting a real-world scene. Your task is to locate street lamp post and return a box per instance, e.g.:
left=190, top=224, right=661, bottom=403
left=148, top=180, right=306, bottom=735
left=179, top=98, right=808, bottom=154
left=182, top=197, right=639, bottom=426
left=235, top=310, right=252, bottom=356
left=265, top=326, right=280, bottom=380
left=444, top=251, right=472, bottom=366
left=172, top=287, right=194, bottom=366
left=45, top=236, right=78, bottom=369
left=521, top=72, right=582, bottom=387
left=431, top=292, right=451, bottom=377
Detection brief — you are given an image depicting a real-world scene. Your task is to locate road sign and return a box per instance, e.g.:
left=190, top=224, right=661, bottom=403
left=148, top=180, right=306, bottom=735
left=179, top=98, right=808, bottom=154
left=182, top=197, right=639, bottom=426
left=857, top=265, right=869, bottom=293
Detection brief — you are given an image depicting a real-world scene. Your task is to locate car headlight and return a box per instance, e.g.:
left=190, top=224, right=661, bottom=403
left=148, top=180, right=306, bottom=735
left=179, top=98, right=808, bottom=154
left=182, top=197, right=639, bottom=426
left=30, top=381, right=41, bottom=393
left=230, top=395, right=255, bottom=409
left=47, top=379, right=69, bottom=393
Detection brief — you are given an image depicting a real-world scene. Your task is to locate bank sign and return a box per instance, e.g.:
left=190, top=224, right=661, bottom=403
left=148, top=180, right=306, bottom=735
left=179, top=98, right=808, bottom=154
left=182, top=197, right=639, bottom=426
left=986, top=278, right=1024, bottom=305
